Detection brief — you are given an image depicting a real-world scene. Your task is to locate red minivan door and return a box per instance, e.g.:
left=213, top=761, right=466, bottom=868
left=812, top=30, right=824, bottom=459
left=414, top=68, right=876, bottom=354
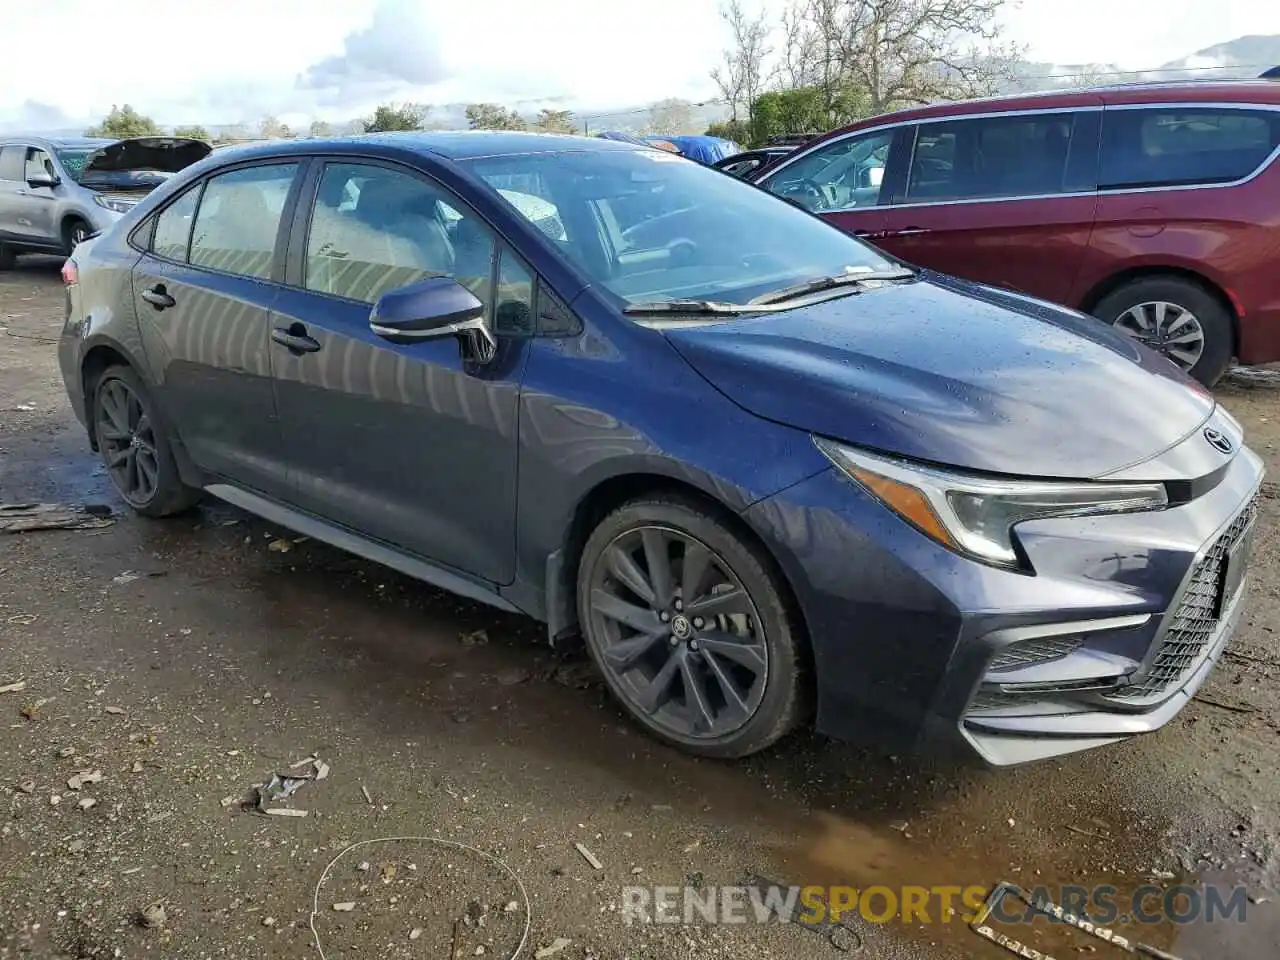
left=757, top=126, right=912, bottom=248
left=875, top=106, right=1103, bottom=306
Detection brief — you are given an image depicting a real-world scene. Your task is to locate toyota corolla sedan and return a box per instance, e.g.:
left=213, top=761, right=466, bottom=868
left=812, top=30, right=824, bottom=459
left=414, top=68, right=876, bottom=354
left=56, top=132, right=1263, bottom=767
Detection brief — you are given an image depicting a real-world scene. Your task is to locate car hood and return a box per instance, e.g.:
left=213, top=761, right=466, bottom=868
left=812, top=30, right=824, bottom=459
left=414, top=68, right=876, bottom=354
left=82, top=137, right=211, bottom=176
left=661, top=274, right=1216, bottom=480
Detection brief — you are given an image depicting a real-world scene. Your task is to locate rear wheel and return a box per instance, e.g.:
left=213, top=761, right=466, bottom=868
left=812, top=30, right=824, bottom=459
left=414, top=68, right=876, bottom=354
left=63, top=218, right=91, bottom=256
left=1093, top=276, right=1234, bottom=387
left=91, top=365, right=202, bottom=517
left=577, top=495, right=807, bottom=758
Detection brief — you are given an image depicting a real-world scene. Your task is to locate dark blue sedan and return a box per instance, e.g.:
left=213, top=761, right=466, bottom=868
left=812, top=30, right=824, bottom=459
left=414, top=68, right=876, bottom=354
left=57, top=132, right=1263, bottom=766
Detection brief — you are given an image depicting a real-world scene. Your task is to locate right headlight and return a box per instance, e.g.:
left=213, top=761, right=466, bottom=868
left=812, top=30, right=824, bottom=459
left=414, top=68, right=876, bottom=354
left=815, top=437, right=1168, bottom=570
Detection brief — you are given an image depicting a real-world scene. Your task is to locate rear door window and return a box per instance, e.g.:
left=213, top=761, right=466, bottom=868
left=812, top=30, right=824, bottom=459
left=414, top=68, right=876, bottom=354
left=0, top=146, right=26, bottom=182
left=188, top=163, right=298, bottom=280
left=1100, top=107, right=1280, bottom=189
left=904, top=111, right=1083, bottom=203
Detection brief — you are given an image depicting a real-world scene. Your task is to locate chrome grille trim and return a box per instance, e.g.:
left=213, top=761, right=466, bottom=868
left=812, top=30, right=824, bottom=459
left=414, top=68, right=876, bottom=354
left=1108, top=493, right=1259, bottom=703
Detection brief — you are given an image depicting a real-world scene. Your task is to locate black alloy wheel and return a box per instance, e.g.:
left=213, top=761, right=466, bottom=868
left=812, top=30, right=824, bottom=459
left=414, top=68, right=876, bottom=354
left=578, top=497, right=806, bottom=757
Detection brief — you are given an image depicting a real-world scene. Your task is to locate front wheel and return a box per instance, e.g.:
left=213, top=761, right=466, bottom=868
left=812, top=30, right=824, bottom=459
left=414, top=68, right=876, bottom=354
left=92, top=365, right=202, bottom=517
left=577, top=495, right=807, bottom=758
left=1093, top=277, right=1234, bottom=387
left=64, top=219, right=91, bottom=257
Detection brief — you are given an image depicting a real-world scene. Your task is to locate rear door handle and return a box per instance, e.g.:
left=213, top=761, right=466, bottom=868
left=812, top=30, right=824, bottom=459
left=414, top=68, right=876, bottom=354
left=140, top=284, right=176, bottom=309
left=271, top=325, right=322, bottom=354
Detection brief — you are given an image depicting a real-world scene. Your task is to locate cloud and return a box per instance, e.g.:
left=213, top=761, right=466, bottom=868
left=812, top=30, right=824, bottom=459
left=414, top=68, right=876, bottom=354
left=0, top=100, right=83, bottom=134
left=299, top=0, right=450, bottom=94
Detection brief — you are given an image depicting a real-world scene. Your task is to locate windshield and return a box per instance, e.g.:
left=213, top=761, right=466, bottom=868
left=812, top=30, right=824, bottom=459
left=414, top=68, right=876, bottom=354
left=54, top=148, right=96, bottom=183
left=460, top=148, right=893, bottom=307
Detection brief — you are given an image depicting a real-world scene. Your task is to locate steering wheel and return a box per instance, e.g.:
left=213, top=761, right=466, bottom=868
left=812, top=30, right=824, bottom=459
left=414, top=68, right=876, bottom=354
left=777, top=178, right=827, bottom=212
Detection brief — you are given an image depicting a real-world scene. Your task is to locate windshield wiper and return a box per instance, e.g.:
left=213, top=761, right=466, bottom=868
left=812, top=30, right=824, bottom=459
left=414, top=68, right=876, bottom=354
left=622, top=299, right=778, bottom=316
left=749, top=268, right=917, bottom=306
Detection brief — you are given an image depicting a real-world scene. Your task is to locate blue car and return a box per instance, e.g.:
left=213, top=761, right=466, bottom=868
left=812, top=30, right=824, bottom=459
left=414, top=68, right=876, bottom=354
left=57, top=132, right=1263, bottom=766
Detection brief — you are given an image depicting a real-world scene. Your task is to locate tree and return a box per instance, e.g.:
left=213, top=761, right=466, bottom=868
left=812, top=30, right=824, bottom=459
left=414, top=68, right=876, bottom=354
left=533, top=108, right=575, bottom=134
left=711, top=0, right=772, bottom=125
left=749, top=86, right=841, bottom=144
left=309, top=120, right=333, bottom=138
left=465, top=103, right=525, bottom=130
left=172, top=125, right=210, bottom=141
left=213, top=123, right=251, bottom=145
left=259, top=116, right=294, bottom=139
left=647, top=98, right=696, bottom=135
left=86, top=105, right=160, bottom=139
left=778, top=0, right=1024, bottom=116
left=362, top=103, right=427, bottom=133
left=706, top=120, right=750, bottom=144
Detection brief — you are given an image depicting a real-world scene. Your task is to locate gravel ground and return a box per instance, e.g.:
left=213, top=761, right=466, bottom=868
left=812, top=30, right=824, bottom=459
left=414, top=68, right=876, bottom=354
left=2, top=257, right=1280, bottom=960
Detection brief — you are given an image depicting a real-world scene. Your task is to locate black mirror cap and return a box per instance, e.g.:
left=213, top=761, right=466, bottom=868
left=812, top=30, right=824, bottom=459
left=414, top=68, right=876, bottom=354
left=370, top=275, right=485, bottom=334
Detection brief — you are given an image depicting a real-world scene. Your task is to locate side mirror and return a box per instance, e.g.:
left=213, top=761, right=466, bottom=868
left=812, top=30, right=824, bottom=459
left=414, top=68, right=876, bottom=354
left=26, top=172, right=59, bottom=189
left=369, top=275, right=496, bottom=362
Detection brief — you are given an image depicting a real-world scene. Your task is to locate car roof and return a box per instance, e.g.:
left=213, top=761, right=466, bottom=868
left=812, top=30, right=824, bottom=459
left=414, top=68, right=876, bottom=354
left=820, top=79, right=1280, bottom=139
left=0, top=136, right=115, bottom=148
left=208, top=130, right=647, bottom=165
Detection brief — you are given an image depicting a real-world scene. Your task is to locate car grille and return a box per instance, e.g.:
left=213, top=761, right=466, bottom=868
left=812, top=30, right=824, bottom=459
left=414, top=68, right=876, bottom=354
left=1110, top=495, right=1258, bottom=702
left=988, top=636, right=1082, bottom=671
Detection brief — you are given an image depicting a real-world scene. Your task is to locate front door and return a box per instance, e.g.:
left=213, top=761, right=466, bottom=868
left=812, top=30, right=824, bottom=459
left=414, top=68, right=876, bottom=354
left=876, top=107, right=1102, bottom=306
left=130, top=161, right=300, bottom=498
left=759, top=126, right=907, bottom=244
left=0, top=145, right=34, bottom=242
left=269, top=159, right=528, bottom=584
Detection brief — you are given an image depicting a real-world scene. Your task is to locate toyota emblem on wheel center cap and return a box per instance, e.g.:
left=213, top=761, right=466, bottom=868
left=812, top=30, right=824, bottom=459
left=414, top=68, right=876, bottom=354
left=671, top=615, right=694, bottom=640
left=1204, top=427, right=1234, bottom=455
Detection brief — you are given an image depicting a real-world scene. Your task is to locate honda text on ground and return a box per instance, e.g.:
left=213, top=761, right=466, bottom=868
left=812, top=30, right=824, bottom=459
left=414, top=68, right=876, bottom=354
left=57, top=132, right=1263, bottom=766
left=753, top=80, right=1280, bottom=387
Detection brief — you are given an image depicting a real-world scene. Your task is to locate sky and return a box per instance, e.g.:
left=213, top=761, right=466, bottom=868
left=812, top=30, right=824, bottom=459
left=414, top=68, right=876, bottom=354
left=2, top=0, right=1279, bottom=133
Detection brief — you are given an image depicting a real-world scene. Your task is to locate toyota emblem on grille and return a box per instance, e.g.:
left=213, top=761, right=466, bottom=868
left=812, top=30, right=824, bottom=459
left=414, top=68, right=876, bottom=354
left=1204, top=427, right=1233, bottom=455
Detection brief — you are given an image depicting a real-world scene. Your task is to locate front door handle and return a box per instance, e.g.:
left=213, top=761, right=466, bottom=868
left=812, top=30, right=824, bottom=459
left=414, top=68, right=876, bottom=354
left=853, top=229, right=888, bottom=240
left=271, top=325, right=322, bottom=354
left=885, top=227, right=930, bottom=237
left=140, top=284, right=176, bottom=309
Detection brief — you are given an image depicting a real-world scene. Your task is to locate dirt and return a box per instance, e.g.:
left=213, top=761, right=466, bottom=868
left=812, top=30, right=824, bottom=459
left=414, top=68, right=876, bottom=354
left=2, top=256, right=1280, bottom=960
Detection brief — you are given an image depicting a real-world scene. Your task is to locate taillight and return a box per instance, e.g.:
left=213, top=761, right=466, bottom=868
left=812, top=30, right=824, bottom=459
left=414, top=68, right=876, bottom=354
left=61, top=259, right=78, bottom=286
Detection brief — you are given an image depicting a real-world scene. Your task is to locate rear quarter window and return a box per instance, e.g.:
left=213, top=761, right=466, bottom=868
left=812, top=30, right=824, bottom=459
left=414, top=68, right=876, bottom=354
left=1100, top=107, right=1280, bottom=189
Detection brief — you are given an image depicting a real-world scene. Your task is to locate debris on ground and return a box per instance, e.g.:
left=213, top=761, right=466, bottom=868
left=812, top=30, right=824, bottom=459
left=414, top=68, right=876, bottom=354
left=66, top=770, right=103, bottom=790
left=0, top=680, right=26, bottom=694
left=496, top=667, right=530, bottom=686
left=267, top=538, right=293, bottom=553
left=138, top=903, right=167, bottom=929
left=251, top=756, right=330, bottom=817
left=17, top=779, right=35, bottom=794
left=78, top=797, right=97, bottom=811
left=574, top=842, right=603, bottom=870
left=460, top=628, right=489, bottom=647
left=535, top=938, right=572, bottom=959
left=409, top=927, right=424, bottom=940
left=103, top=706, right=126, bottom=715
left=332, top=902, right=356, bottom=912
left=20, top=697, right=51, bottom=720
left=0, top=502, right=115, bottom=533
left=360, top=784, right=373, bottom=805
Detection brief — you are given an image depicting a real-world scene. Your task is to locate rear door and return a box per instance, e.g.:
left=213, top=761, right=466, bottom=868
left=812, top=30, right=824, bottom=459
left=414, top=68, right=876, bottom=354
left=268, top=158, right=529, bottom=583
left=759, top=127, right=909, bottom=242
left=0, top=145, right=33, bottom=242
left=130, top=160, right=302, bottom=497
left=877, top=106, right=1102, bottom=305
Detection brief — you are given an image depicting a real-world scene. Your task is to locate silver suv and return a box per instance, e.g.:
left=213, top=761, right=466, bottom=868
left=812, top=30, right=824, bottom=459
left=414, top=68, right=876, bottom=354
left=0, top=136, right=209, bottom=266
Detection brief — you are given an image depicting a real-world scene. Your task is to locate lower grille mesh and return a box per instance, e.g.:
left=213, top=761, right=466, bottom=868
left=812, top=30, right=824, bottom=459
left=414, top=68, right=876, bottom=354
left=1110, top=495, right=1258, bottom=702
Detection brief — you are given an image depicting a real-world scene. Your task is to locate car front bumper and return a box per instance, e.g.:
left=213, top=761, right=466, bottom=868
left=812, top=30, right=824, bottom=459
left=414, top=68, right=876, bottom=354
left=744, top=428, right=1264, bottom=767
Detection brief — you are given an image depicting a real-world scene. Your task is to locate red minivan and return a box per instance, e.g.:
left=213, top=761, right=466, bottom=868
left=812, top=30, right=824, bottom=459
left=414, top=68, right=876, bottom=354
left=752, top=81, right=1280, bottom=385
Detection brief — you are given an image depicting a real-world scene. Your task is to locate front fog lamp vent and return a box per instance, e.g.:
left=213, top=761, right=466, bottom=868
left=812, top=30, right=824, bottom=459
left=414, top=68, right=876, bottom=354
left=988, top=636, right=1082, bottom=672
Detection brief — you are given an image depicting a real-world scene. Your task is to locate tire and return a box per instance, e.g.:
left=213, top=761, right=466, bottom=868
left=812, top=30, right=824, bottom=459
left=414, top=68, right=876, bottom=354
left=90, top=364, right=202, bottom=518
left=63, top=218, right=91, bottom=257
left=0, top=245, right=15, bottom=270
left=577, top=494, right=808, bottom=758
left=1092, top=276, right=1234, bottom=387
